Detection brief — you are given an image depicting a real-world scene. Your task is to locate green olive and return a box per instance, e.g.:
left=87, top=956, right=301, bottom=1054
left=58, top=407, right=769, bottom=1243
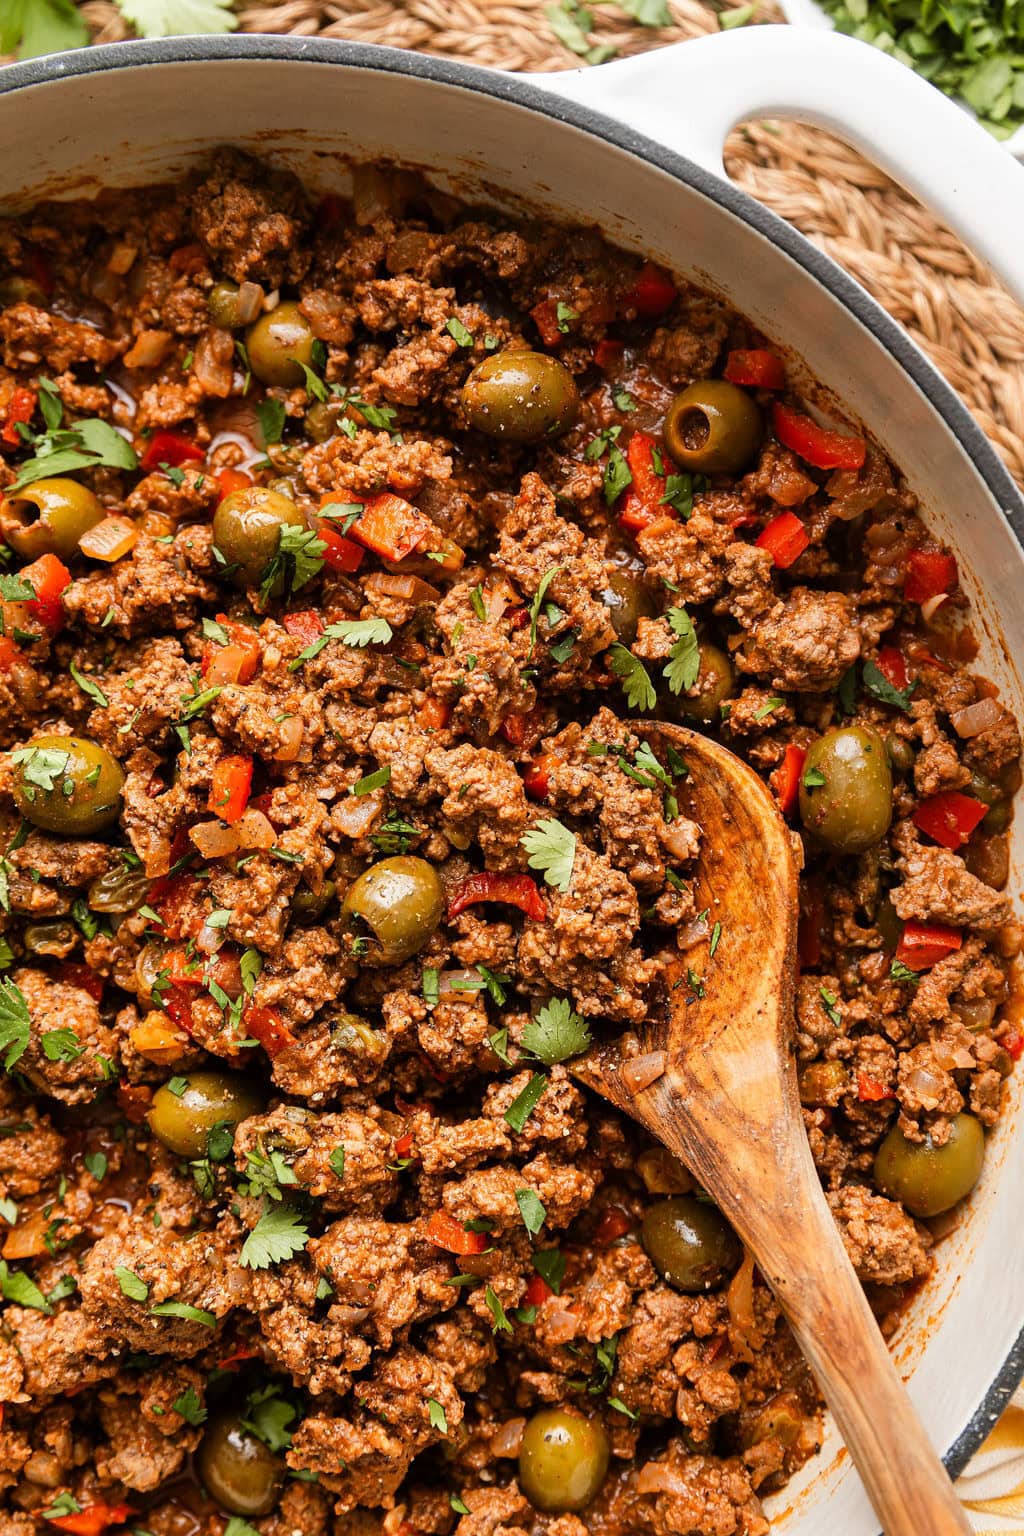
left=874, top=1113, right=985, bottom=1218
left=798, top=1060, right=849, bottom=1106
left=6, top=478, right=104, bottom=559
left=212, top=486, right=305, bottom=589
left=982, top=800, right=1011, bottom=835
left=87, top=863, right=151, bottom=914
left=798, top=726, right=892, bottom=855
left=332, top=1012, right=388, bottom=1062
left=461, top=351, right=579, bottom=442
left=207, top=282, right=246, bottom=330
left=197, top=1412, right=284, bottom=1517
left=22, top=920, right=76, bottom=957
left=598, top=568, right=656, bottom=646
left=304, top=401, right=336, bottom=443
left=12, top=734, right=124, bottom=836
left=293, top=878, right=336, bottom=924
left=663, top=380, right=762, bottom=475
left=341, top=856, right=443, bottom=965
left=519, top=1408, right=609, bottom=1514
left=641, top=1195, right=742, bottom=1293
left=671, top=641, right=735, bottom=724
left=246, top=301, right=315, bottom=388
left=147, top=1071, right=264, bottom=1160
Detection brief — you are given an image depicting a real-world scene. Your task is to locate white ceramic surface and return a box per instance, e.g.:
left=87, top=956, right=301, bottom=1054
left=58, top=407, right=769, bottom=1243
left=1, top=31, right=1023, bottom=1535
left=777, top=0, right=1024, bottom=159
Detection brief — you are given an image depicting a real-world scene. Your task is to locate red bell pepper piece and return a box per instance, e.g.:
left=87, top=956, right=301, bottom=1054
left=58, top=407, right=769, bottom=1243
left=201, top=615, right=262, bottom=686
left=1, top=386, right=37, bottom=448
left=530, top=299, right=563, bottom=348
left=617, top=431, right=676, bottom=533
left=1002, top=1031, right=1024, bottom=1062
left=148, top=873, right=201, bottom=941
left=417, top=696, right=451, bottom=732
left=724, top=350, right=785, bottom=390
left=524, top=1273, right=555, bottom=1307
left=875, top=646, right=909, bottom=691
left=594, top=339, right=625, bottom=371
left=523, top=752, right=555, bottom=802
left=56, top=961, right=105, bottom=1002
left=0, top=635, right=21, bottom=672
left=912, top=791, right=987, bottom=850
left=21, top=553, right=71, bottom=634
left=770, top=744, right=807, bottom=816
left=798, top=873, right=826, bottom=969
left=856, top=1072, right=894, bottom=1103
left=773, top=402, right=866, bottom=472
left=208, top=754, right=253, bottom=825
left=216, top=1346, right=260, bottom=1371
left=141, top=429, right=204, bottom=474
left=895, top=919, right=962, bottom=971
left=49, top=1505, right=135, bottom=1536
left=756, top=511, right=809, bottom=570
left=282, top=610, right=324, bottom=646
left=904, top=638, right=954, bottom=676
left=904, top=548, right=958, bottom=604
left=162, top=986, right=196, bottom=1035
left=592, top=1207, right=632, bottom=1247
left=244, top=1005, right=296, bottom=1057
left=447, top=872, right=547, bottom=923
left=317, top=518, right=366, bottom=574
left=623, top=262, right=677, bottom=318
left=424, top=1209, right=488, bottom=1256
left=214, top=467, right=253, bottom=499
left=500, top=707, right=546, bottom=752
left=393, top=1130, right=415, bottom=1158
left=116, top=1082, right=153, bottom=1124
left=351, top=493, right=433, bottom=564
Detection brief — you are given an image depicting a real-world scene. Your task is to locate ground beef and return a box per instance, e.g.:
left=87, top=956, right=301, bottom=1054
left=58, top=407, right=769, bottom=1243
left=0, top=150, right=1017, bottom=1536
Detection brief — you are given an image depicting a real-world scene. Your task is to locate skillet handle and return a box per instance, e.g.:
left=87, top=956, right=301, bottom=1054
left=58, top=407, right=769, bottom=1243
left=524, top=27, right=1024, bottom=306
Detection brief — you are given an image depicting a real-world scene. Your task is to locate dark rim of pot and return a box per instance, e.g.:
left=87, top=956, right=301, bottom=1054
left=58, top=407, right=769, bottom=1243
left=2, top=32, right=1023, bottom=1502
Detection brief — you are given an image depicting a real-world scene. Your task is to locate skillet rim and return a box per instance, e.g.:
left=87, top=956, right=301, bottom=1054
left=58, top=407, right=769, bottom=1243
left=2, top=28, right=1023, bottom=1495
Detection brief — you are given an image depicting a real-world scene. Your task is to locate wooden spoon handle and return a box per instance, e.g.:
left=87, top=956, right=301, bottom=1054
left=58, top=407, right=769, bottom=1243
left=654, top=1110, right=971, bottom=1536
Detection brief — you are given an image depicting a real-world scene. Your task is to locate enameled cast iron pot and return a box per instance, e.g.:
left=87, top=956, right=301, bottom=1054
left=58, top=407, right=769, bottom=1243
left=2, top=29, right=1024, bottom=1532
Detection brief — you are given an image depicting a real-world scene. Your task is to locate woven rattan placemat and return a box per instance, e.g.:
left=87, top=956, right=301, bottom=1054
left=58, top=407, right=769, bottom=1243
left=64, top=1, right=1024, bottom=487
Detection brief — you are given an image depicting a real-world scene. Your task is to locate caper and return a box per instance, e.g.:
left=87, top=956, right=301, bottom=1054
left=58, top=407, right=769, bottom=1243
left=519, top=1408, right=609, bottom=1514
left=461, top=351, right=579, bottom=442
left=12, top=734, right=124, bottom=836
left=246, top=300, right=315, bottom=388
left=873, top=1113, right=985, bottom=1218
left=641, top=1195, right=742, bottom=1293
left=663, top=380, right=762, bottom=475
left=341, top=856, right=443, bottom=965
left=671, top=641, right=735, bottom=724
left=212, top=486, right=305, bottom=590
left=293, top=879, right=336, bottom=924
left=23, top=920, right=76, bottom=958
left=147, top=1071, right=264, bottom=1160
left=798, top=726, right=892, bottom=855
left=6, top=478, right=105, bottom=560
left=598, top=568, right=656, bottom=647
left=885, top=733, right=916, bottom=777
left=197, top=1412, right=284, bottom=1517
left=87, top=864, right=150, bottom=914
left=304, top=401, right=336, bottom=443
left=207, top=282, right=245, bottom=330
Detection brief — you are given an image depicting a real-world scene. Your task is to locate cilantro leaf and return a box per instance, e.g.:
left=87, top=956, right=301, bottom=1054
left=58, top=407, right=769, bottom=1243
left=259, top=524, right=326, bottom=602
left=69, top=659, right=109, bottom=708
left=11, top=744, right=70, bottom=792
left=522, top=996, right=591, bottom=1065
left=527, top=565, right=564, bottom=657
left=663, top=606, right=700, bottom=694
left=117, top=0, right=239, bottom=38
left=329, top=1145, right=346, bottom=1179
left=532, top=1247, right=566, bottom=1294
left=520, top=817, right=576, bottom=893
left=446, top=317, right=474, bottom=348
left=427, top=1397, right=449, bottom=1433
left=239, top=1201, right=309, bottom=1269
left=484, top=1283, right=513, bottom=1334
left=608, top=643, right=656, bottom=712
left=351, top=764, right=390, bottom=796
left=863, top=658, right=917, bottom=713
left=149, top=1299, right=217, bottom=1327
left=515, top=1188, right=546, bottom=1235
left=41, top=1027, right=81, bottom=1062
left=172, top=1385, right=207, bottom=1425
left=256, top=398, right=286, bottom=446
left=289, top=616, right=392, bottom=667
left=504, top=1072, right=548, bottom=1133
left=242, top=1385, right=297, bottom=1450
left=116, top=1266, right=149, bottom=1301
left=0, top=1258, right=51, bottom=1313
left=603, top=444, right=632, bottom=507
left=0, top=978, right=31, bottom=1071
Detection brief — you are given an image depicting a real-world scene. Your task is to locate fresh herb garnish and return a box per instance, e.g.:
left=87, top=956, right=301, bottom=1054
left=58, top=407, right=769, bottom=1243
left=520, top=817, right=576, bottom=893
left=522, top=996, right=592, bottom=1065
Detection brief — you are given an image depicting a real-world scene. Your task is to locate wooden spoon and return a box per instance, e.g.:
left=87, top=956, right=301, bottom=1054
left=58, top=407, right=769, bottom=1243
left=571, top=720, right=970, bottom=1536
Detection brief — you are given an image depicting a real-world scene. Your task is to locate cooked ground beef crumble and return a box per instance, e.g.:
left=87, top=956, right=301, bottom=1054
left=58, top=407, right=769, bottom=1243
left=0, top=149, right=1018, bottom=1536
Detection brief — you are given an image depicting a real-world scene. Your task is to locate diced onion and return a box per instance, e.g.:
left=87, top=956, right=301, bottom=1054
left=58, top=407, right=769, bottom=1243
left=677, top=915, right=710, bottom=951
left=78, top=515, right=138, bottom=562
left=123, top=329, right=172, bottom=370
left=363, top=572, right=441, bottom=605
left=190, top=819, right=241, bottom=859
left=726, top=1246, right=758, bottom=1363
left=333, top=790, right=382, bottom=838
left=106, top=242, right=138, bottom=275
left=956, top=997, right=996, bottom=1032
left=236, top=808, right=276, bottom=850
left=545, top=1307, right=579, bottom=1345
left=951, top=697, right=1002, bottom=739
left=904, top=1067, right=947, bottom=1108
left=235, top=282, right=264, bottom=326
left=196, top=921, right=225, bottom=955
left=637, top=1465, right=689, bottom=1496
left=662, top=819, right=699, bottom=861
left=622, top=1051, right=667, bottom=1094
left=920, top=593, right=948, bottom=624
left=490, top=1418, right=526, bottom=1458
left=194, top=327, right=234, bottom=398
left=273, top=716, right=305, bottom=762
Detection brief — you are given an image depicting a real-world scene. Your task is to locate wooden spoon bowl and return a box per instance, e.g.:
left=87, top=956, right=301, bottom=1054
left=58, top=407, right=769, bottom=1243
left=572, top=720, right=970, bottom=1536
